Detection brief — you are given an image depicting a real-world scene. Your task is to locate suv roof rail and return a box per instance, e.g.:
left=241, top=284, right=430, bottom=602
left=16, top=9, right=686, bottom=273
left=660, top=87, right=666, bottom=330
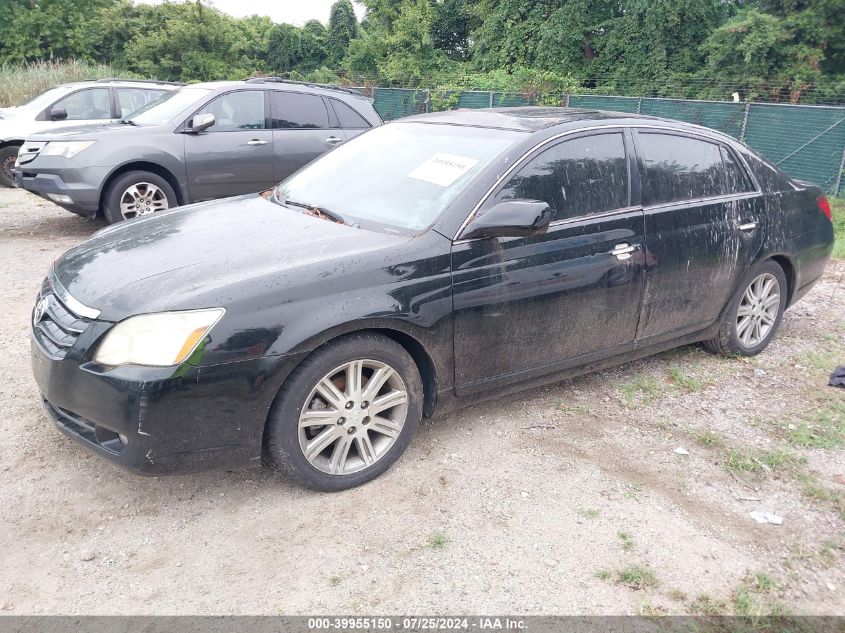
left=244, top=77, right=362, bottom=96
left=88, top=78, right=185, bottom=86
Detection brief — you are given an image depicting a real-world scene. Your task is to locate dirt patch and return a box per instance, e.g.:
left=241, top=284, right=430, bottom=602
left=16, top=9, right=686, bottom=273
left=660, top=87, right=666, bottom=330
left=0, top=187, right=843, bottom=615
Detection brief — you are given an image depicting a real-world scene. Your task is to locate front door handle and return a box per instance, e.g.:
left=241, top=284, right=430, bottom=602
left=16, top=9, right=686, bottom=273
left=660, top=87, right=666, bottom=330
left=325, top=136, right=344, bottom=145
left=247, top=139, right=268, bottom=146
left=738, top=221, right=758, bottom=231
left=610, top=243, right=636, bottom=260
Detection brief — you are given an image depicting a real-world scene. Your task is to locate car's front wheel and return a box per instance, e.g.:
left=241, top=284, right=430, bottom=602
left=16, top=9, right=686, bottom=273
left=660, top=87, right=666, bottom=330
left=704, top=259, right=788, bottom=356
left=264, top=333, right=423, bottom=491
left=103, top=170, right=177, bottom=223
left=0, top=145, right=19, bottom=188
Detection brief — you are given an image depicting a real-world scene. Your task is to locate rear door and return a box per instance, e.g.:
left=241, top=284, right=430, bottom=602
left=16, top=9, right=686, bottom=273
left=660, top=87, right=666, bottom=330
left=184, top=89, right=275, bottom=201
left=451, top=129, right=646, bottom=393
left=632, top=130, right=763, bottom=341
left=270, top=91, right=343, bottom=182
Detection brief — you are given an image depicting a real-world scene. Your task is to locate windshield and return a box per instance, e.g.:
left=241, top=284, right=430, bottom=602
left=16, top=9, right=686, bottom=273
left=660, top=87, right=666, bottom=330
left=127, top=87, right=211, bottom=124
left=275, top=122, right=525, bottom=232
left=16, top=86, right=75, bottom=112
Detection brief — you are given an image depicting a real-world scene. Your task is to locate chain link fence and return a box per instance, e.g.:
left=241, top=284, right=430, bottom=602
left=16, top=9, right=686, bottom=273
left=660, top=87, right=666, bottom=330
left=365, top=88, right=845, bottom=195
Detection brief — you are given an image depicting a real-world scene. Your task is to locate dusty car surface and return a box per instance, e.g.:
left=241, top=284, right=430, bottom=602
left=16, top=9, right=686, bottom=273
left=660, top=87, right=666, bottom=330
left=31, top=107, right=834, bottom=490
left=15, top=78, right=381, bottom=223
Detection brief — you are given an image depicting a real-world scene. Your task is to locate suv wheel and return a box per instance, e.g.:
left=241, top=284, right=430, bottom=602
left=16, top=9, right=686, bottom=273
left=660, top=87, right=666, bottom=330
left=0, top=146, right=19, bottom=188
left=103, top=170, right=177, bottom=223
left=263, top=333, right=423, bottom=491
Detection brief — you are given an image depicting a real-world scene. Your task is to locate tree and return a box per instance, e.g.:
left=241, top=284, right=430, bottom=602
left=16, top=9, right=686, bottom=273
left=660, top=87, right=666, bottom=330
left=431, top=0, right=479, bottom=61
left=327, top=0, right=358, bottom=66
left=268, top=23, right=303, bottom=73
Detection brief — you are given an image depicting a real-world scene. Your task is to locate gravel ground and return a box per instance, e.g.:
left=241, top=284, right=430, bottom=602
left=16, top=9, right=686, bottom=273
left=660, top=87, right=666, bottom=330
left=1, top=187, right=843, bottom=616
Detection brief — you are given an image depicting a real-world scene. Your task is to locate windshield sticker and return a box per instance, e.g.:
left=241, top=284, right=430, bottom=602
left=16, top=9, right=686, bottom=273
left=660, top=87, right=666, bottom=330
left=408, top=153, right=479, bottom=187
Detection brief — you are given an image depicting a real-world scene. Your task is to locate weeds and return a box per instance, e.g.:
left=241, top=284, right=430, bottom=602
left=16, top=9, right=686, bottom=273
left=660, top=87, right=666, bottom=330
left=694, top=429, right=723, bottom=448
left=723, top=448, right=804, bottom=477
left=616, top=375, right=666, bottom=407
left=617, top=531, right=635, bottom=552
left=667, top=367, right=704, bottom=392
left=0, top=60, right=140, bottom=107
left=577, top=508, right=600, bottom=519
left=616, top=565, right=659, bottom=590
left=787, top=402, right=845, bottom=449
left=428, top=531, right=447, bottom=549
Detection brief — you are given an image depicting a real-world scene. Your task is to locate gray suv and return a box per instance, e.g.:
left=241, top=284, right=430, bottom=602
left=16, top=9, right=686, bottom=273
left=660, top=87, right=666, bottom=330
left=15, top=78, right=382, bottom=223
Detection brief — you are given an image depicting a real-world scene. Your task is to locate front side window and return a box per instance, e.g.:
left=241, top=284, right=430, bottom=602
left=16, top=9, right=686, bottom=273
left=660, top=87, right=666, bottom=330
left=50, top=88, right=111, bottom=120
left=195, top=90, right=265, bottom=132
left=116, top=88, right=168, bottom=118
left=638, top=133, right=725, bottom=205
left=270, top=92, right=329, bottom=129
left=128, top=87, right=211, bottom=125
left=274, top=122, right=525, bottom=233
left=492, top=133, right=629, bottom=222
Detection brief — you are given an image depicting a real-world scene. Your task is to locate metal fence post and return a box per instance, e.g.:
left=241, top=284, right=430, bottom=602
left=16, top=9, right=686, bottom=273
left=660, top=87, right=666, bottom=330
left=637, top=97, right=642, bottom=114
left=740, top=101, right=751, bottom=142
left=565, top=94, right=570, bottom=108
left=835, top=141, right=845, bottom=197
left=489, top=92, right=494, bottom=107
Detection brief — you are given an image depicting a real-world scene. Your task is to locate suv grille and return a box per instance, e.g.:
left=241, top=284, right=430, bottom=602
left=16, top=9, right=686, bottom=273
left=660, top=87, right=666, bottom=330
left=32, top=278, right=92, bottom=359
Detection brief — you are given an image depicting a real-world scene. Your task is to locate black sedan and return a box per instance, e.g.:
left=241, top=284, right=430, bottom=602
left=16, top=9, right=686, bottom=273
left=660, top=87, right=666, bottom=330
left=31, top=108, right=834, bottom=490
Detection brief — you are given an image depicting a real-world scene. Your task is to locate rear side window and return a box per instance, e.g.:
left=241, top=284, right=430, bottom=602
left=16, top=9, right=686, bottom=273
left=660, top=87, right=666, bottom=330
left=270, top=92, right=328, bottom=129
left=721, top=146, right=753, bottom=194
left=116, top=88, right=168, bottom=118
left=494, top=132, right=629, bottom=222
left=331, top=99, right=370, bottom=129
left=638, top=133, right=724, bottom=205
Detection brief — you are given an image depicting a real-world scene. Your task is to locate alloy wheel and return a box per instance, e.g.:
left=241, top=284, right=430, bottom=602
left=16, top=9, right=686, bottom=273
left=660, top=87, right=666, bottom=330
left=1, top=153, right=15, bottom=183
left=298, top=359, right=409, bottom=476
left=736, top=272, right=780, bottom=348
left=119, top=182, right=169, bottom=219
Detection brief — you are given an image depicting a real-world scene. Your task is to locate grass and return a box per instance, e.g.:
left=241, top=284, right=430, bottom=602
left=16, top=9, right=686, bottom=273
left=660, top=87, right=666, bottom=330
left=723, top=447, right=804, bottom=477
left=616, top=565, right=659, bottom=590
left=577, top=508, right=600, bottom=519
left=617, top=531, right=635, bottom=552
left=595, top=569, right=612, bottom=581
left=732, top=573, right=787, bottom=617
left=831, top=197, right=845, bottom=260
left=428, top=531, right=447, bottom=549
left=787, top=401, right=845, bottom=449
left=667, top=367, right=704, bottom=392
left=694, top=429, right=723, bottom=448
left=329, top=575, right=341, bottom=587
left=616, top=375, right=666, bottom=407
left=688, top=594, right=729, bottom=615
left=0, top=60, right=141, bottom=107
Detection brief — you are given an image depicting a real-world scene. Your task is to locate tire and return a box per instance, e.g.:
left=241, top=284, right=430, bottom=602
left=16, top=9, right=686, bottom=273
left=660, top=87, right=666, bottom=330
left=263, top=332, right=423, bottom=491
left=103, top=170, right=177, bottom=224
left=0, top=145, right=19, bottom=188
left=703, top=259, right=788, bottom=356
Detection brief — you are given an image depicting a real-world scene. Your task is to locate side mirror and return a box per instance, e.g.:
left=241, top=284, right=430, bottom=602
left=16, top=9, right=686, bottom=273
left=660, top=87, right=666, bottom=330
left=188, top=112, right=215, bottom=133
left=49, top=107, right=68, bottom=121
left=460, top=199, right=552, bottom=240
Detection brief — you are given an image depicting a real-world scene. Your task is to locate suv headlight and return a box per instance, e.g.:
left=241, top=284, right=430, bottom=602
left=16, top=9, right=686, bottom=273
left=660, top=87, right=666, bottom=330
left=94, top=309, right=225, bottom=367
left=40, top=141, right=95, bottom=159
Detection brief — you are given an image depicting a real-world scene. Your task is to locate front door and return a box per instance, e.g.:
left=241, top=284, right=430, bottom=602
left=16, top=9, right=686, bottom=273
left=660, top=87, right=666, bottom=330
left=451, top=130, right=646, bottom=394
left=184, top=89, right=275, bottom=201
left=632, top=130, right=764, bottom=341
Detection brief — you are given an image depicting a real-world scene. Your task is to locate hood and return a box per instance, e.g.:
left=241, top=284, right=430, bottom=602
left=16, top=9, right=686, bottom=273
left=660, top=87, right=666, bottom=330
left=53, top=194, right=411, bottom=321
left=0, top=107, right=23, bottom=120
left=27, top=120, right=146, bottom=141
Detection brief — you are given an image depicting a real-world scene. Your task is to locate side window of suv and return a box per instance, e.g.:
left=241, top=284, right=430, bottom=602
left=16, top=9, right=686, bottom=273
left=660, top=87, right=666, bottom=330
left=331, top=99, right=370, bottom=129
left=492, top=132, right=629, bottom=222
left=195, top=90, right=266, bottom=132
left=116, top=88, right=168, bottom=118
left=270, top=92, right=329, bottom=129
left=638, top=133, right=725, bottom=205
left=50, top=88, right=111, bottom=120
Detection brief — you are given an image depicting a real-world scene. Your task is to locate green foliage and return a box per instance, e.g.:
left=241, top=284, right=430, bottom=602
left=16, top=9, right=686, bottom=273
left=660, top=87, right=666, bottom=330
left=328, top=0, right=358, bottom=66
left=0, top=60, right=137, bottom=108
left=831, top=198, right=845, bottom=259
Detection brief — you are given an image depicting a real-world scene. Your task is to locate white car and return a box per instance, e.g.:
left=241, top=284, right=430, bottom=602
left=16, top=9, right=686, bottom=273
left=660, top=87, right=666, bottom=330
left=0, top=78, right=181, bottom=187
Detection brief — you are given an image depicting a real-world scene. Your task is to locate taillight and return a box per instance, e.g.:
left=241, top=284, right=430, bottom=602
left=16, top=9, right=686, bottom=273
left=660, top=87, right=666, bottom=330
left=817, top=196, right=832, bottom=221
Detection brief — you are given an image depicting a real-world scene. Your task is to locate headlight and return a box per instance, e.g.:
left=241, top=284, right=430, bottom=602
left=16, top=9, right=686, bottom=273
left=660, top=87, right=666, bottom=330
left=40, top=141, right=95, bottom=159
left=93, top=309, right=225, bottom=367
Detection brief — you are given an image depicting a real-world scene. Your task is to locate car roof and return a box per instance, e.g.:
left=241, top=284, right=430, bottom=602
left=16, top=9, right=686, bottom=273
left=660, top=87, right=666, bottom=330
left=402, top=106, right=732, bottom=141
left=60, top=79, right=182, bottom=90
left=188, top=79, right=372, bottom=102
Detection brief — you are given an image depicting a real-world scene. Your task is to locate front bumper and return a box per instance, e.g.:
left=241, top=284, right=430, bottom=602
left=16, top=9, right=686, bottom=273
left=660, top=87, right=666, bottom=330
left=31, top=332, right=302, bottom=475
left=16, top=157, right=107, bottom=216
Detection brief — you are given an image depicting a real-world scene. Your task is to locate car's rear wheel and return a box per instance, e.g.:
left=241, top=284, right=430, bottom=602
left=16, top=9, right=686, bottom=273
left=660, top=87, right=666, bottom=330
left=103, top=170, right=177, bottom=223
left=263, top=333, right=423, bottom=491
left=703, top=260, right=788, bottom=356
left=0, top=145, right=19, bottom=188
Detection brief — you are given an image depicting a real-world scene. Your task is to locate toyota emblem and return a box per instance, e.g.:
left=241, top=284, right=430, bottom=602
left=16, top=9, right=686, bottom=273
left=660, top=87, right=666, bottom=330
left=33, top=295, right=50, bottom=326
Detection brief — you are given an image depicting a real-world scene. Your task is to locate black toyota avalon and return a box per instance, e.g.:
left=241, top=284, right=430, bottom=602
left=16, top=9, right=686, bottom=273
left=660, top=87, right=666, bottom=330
left=32, top=107, right=834, bottom=490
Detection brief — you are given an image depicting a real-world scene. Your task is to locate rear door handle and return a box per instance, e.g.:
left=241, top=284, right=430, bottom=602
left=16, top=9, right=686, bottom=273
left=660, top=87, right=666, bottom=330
left=738, top=221, right=758, bottom=231
left=247, top=139, right=268, bottom=146
left=325, top=136, right=344, bottom=145
left=610, top=243, right=636, bottom=260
